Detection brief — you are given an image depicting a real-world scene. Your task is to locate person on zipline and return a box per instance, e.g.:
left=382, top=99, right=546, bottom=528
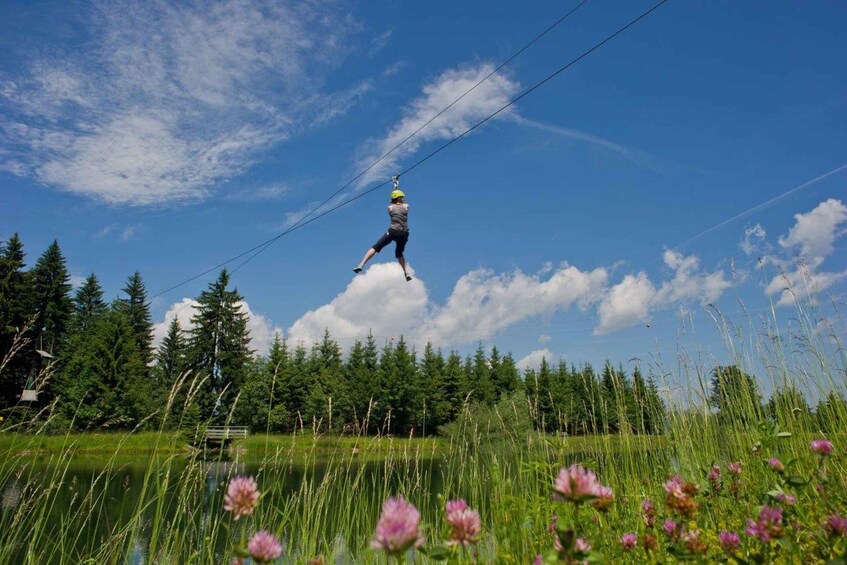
left=353, top=183, right=412, bottom=281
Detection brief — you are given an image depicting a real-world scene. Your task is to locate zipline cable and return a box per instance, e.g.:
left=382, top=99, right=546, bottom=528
left=155, top=0, right=670, bottom=296
left=228, top=0, right=671, bottom=275
left=152, top=0, right=593, bottom=298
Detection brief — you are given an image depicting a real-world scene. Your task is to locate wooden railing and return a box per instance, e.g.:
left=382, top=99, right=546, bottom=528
left=204, top=426, right=248, bottom=441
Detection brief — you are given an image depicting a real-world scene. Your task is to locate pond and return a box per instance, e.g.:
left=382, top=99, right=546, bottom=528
left=0, top=452, right=448, bottom=563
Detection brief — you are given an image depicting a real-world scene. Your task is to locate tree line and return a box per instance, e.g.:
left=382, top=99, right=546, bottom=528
left=2, top=232, right=840, bottom=436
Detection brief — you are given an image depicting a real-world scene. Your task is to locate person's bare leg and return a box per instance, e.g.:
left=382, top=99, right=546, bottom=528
left=354, top=248, right=377, bottom=273
left=397, top=257, right=412, bottom=281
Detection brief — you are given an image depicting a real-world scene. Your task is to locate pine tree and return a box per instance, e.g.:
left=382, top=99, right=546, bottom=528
left=57, top=306, right=151, bottom=429
left=386, top=336, right=416, bottom=434
left=470, top=344, right=496, bottom=406
left=30, top=240, right=72, bottom=355
left=264, top=333, right=289, bottom=432
left=282, top=342, right=310, bottom=431
left=117, top=271, right=154, bottom=366
left=643, top=374, right=666, bottom=434
left=816, top=391, right=847, bottom=434
left=153, top=317, right=187, bottom=426
left=186, top=269, right=253, bottom=424
left=600, top=362, right=621, bottom=433
left=536, top=358, right=554, bottom=432
left=709, top=365, right=762, bottom=426
left=417, top=342, right=446, bottom=435
left=767, top=385, right=813, bottom=432
left=72, top=273, right=107, bottom=334
left=579, top=364, right=603, bottom=434
left=233, top=357, right=276, bottom=432
left=345, top=333, right=380, bottom=433
left=442, top=350, right=464, bottom=422
left=0, top=233, right=33, bottom=408
left=631, top=366, right=648, bottom=433
left=550, top=361, right=572, bottom=433
left=489, top=346, right=521, bottom=401
left=306, top=330, right=345, bottom=432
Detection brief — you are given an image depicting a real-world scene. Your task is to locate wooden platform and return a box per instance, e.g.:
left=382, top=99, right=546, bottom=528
left=204, top=426, right=248, bottom=445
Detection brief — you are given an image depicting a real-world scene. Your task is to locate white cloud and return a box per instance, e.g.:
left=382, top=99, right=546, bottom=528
left=596, top=273, right=656, bottom=334
left=0, top=0, right=360, bottom=205
left=225, top=182, right=292, bottom=202
left=93, top=223, right=138, bottom=241
left=778, top=198, right=846, bottom=262
left=765, top=199, right=847, bottom=306
left=595, top=250, right=732, bottom=334
left=153, top=297, right=282, bottom=355
left=421, top=264, right=607, bottom=346
left=538, top=334, right=551, bottom=345
left=741, top=224, right=766, bottom=255
left=517, top=349, right=557, bottom=372
left=355, top=63, right=521, bottom=187
left=287, top=263, right=429, bottom=346
left=287, top=262, right=607, bottom=348
left=121, top=225, right=137, bottom=242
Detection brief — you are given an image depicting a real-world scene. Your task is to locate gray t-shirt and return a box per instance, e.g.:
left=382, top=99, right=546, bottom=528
left=388, top=203, right=409, bottom=232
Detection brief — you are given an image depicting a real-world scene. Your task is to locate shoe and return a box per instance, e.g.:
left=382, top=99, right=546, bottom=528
left=353, top=266, right=363, bottom=273
left=405, top=274, right=412, bottom=282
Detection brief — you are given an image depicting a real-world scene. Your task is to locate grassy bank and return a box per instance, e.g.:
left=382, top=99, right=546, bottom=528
left=0, top=430, right=186, bottom=455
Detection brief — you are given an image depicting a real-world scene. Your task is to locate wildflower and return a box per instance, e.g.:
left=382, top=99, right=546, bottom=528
left=664, top=475, right=699, bottom=517
left=767, top=458, right=784, bottom=472
left=707, top=464, right=721, bottom=492
left=641, top=533, right=658, bottom=551
left=591, top=485, right=614, bottom=512
left=775, top=492, right=796, bottom=506
left=811, top=439, right=833, bottom=456
left=728, top=462, right=742, bottom=475
left=548, top=514, right=558, bottom=533
left=370, top=497, right=425, bottom=556
left=223, top=476, right=260, bottom=520
left=641, top=499, right=656, bottom=528
left=664, top=475, right=684, bottom=497
left=620, top=533, right=637, bottom=551
left=553, top=464, right=603, bottom=503
left=707, top=464, right=720, bottom=481
left=575, top=538, right=591, bottom=553
left=663, top=519, right=679, bottom=538
left=745, top=506, right=783, bottom=542
left=533, top=555, right=543, bottom=565
left=719, top=531, right=740, bottom=552
left=825, top=515, right=847, bottom=537
left=247, top=531, right=283, bottom=563
left=683, top=530, right=708, bottom=555
left=444, top=499, right=482, bottom=546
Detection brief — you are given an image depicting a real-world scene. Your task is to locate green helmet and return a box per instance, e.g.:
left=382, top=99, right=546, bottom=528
left=390, top=189, right=405, bottom=200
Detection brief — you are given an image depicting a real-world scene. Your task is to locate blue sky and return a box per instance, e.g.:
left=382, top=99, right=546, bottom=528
left=2, top=0, right=845, bottom=386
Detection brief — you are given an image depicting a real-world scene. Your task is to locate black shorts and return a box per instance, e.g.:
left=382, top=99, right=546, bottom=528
left=372, top=228, right=409, bottom=258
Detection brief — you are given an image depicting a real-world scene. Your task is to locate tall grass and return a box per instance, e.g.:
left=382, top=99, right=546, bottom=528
left=0, top=294, right=844, bottom=562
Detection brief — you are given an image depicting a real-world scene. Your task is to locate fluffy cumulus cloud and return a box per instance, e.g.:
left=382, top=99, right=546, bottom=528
left=355, top=63, right=521, bottom=187
left=763, top=199, right=847, bottom=306
left=287, top=263, right=429, bottom=346
left=153, top=297, right=282, bottom=355
left=422, top=264, right=607, bottom=345
left=595, top=250, right=732, bottom=334
left=0, top=0, right=364, bottom=205
left=287, top=262, right=607, bottom=348
left=517, top=349, right=558, bottom=371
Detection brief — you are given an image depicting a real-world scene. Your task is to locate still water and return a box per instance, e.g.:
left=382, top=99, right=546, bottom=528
left=1, top=454, right=445, bottom=563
